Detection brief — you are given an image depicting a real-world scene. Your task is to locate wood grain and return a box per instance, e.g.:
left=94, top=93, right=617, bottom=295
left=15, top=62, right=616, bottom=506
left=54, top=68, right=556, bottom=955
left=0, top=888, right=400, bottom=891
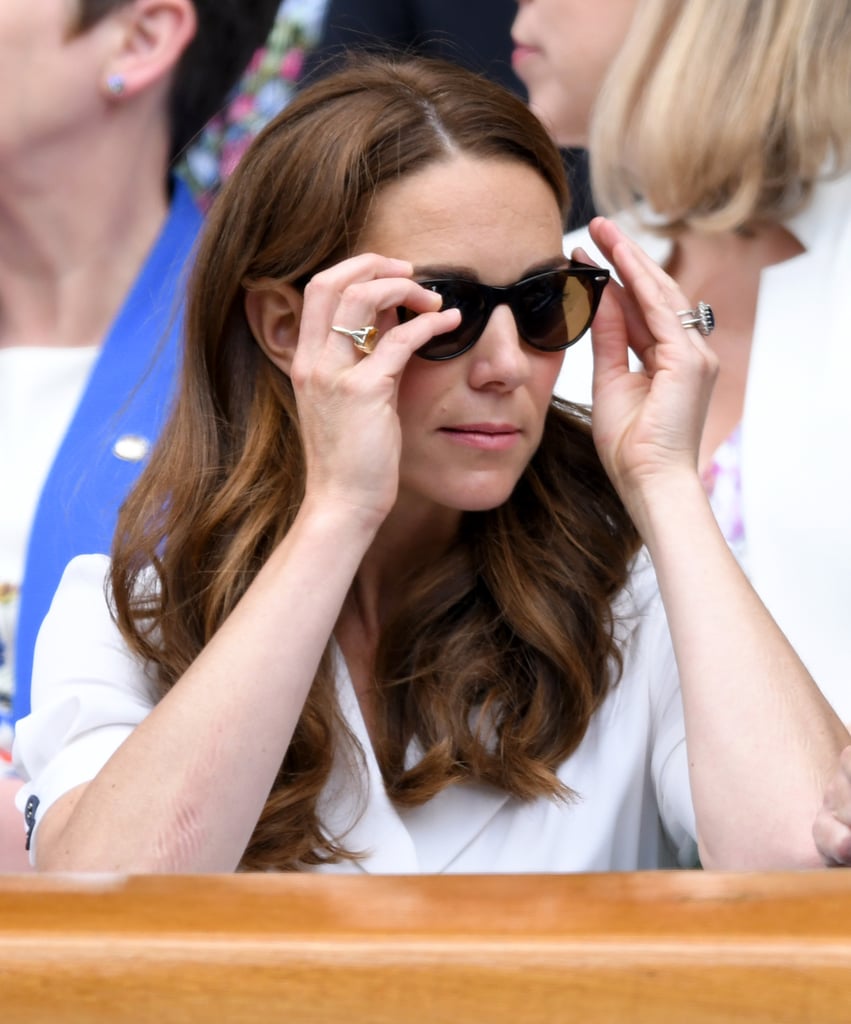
left=1, top=871, right=850, bottom=1023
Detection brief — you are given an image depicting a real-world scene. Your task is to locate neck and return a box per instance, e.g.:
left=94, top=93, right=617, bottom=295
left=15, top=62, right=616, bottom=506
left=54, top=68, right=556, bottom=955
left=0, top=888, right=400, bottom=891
left=665, top=222, right=805, bottom=468
left=343, top=500, right=462, bottom=639
left=0, top=130, right=172, bottom=351
left=666, top=223, right=805, bottom=326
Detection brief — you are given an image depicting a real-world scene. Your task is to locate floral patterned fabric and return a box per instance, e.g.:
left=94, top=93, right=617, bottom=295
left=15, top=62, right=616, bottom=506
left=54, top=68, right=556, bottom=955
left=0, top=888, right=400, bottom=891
left=701, top=423, right=745, bottom=550
left=180, top=0, right=329, bottom=210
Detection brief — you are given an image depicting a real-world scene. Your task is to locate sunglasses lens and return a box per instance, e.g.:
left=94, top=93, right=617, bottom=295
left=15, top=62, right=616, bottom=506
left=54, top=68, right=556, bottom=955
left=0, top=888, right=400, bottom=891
left=398, top=266, right=605, bottom=359
left=562, top=275, right=596, bottom=345
left=413, top=281, right=485, bottom=360
left=517, top=271, right=594, bottom=350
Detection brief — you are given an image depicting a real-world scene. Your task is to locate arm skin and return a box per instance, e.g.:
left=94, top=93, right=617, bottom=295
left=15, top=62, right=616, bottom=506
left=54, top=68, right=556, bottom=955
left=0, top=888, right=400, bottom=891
left=586, top=216, right=849, bottom=869
left=34, top=256, right=458, bottom=873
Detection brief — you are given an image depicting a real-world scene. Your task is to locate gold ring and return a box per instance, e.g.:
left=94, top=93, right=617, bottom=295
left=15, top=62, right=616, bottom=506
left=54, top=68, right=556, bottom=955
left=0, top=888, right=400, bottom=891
left=330, top=324, right=379, bottom=354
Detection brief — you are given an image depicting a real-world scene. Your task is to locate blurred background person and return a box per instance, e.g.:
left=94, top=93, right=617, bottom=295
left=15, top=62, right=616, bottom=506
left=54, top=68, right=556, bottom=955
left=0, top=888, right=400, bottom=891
left=304, top=0, right=594, bottom=230
left=512, top=0, right=851, bottom=720
left=0, top=0, right=280, bottom=869
left=181, top=0, right=329, bottom=209
left=306, top=0, right=522, bottom=93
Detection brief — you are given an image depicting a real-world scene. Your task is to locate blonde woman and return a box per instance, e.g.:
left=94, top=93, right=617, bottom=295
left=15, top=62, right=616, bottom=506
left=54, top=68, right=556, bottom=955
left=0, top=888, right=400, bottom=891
left=513, top=0, right=851, bottom=719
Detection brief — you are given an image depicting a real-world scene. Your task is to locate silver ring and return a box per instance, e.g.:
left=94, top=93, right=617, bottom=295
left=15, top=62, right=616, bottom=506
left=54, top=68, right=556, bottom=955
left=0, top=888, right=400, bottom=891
left=676, top=301, right=715, bottom=337
left=330, top=324, right=379, bottom=354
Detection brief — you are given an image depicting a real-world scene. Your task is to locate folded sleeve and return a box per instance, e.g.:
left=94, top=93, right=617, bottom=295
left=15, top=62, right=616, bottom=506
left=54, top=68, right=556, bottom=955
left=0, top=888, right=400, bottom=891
left=618, top=551, right=697, bottom=867
left=644, top=596, right=697, bottom=867
left=13, top=554, right=156, bottom=860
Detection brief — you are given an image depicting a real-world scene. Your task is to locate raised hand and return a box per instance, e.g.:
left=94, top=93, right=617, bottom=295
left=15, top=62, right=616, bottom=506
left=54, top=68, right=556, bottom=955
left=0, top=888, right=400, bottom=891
left=580, top=217, right=718, bottom=511
left=291, top=254, right=461, bottom=527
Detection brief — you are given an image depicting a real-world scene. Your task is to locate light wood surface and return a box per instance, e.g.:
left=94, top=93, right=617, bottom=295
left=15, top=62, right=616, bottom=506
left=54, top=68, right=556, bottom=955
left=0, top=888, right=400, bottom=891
left=1, top=870, right=850, bottom=1023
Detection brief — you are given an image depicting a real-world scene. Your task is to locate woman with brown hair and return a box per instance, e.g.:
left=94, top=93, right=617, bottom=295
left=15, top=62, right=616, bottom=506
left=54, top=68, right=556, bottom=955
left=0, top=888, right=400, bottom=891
left=12, top=55, right=846, bottom=874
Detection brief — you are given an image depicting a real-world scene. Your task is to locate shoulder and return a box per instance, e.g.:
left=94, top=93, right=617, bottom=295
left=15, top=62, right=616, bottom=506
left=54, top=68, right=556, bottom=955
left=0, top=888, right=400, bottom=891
left=30, top=555, right=158, bottom=707
left=13, top=555, right=158, bottom=853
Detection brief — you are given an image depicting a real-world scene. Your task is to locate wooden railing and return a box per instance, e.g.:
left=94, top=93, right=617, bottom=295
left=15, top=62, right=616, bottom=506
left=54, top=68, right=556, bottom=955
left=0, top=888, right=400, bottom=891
left=1, top=871, right=850, bottom=1023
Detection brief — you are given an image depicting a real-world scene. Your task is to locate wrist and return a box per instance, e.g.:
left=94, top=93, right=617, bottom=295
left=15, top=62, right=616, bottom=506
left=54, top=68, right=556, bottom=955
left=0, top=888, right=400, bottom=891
left=295, top=493, right=384, bottom=551
left=620, top=468, right=712, bottom=546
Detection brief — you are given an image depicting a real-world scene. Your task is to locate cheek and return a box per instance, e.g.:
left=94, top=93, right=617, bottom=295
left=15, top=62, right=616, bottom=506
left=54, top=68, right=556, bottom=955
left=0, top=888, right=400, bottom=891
left=533, top=352, right=565, bottom=404
left=396, top=359, right=452, bottom=427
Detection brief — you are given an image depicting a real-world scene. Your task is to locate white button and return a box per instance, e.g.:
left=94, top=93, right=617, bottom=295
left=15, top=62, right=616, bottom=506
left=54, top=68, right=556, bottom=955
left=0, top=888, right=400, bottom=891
left=112, top=434, right=151, bottom=462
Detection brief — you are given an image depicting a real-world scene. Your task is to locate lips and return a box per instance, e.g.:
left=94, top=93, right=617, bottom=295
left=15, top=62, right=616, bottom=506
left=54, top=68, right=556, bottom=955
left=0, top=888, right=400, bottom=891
left=511, top=41, right=541, bottom=68
left=447, top=422, right=518, bottom=433
left=440, top=423, right=522, bottom=451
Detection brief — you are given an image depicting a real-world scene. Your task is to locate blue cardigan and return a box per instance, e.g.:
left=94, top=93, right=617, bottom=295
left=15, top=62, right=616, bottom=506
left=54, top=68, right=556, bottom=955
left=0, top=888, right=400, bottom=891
left=13, top=179, right=203, bottom=722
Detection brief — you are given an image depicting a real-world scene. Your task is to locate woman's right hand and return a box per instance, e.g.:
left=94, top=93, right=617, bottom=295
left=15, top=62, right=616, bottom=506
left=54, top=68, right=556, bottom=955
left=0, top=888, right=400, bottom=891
left=292, top=254, right=461, bottom=528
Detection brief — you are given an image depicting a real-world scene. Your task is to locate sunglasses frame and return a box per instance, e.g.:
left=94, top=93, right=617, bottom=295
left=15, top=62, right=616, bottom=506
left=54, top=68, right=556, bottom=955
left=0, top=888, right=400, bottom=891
left=406, top=260, right=610, bottom=362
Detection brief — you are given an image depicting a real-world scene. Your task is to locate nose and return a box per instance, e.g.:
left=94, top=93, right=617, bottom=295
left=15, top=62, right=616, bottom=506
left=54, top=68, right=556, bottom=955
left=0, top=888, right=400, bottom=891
left=466, top=303, right=531, bottom=391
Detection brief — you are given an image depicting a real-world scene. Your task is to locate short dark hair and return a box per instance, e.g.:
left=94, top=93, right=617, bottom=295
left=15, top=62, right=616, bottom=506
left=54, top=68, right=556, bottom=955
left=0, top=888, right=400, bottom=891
left=75, top=0, right=282, bottom=162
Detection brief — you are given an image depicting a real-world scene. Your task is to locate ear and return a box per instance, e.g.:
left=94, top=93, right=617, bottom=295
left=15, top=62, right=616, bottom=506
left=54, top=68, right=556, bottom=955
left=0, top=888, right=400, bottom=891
left=244, top=282, right=304, bottom=375
left=100, top=0, right=197, bottom=101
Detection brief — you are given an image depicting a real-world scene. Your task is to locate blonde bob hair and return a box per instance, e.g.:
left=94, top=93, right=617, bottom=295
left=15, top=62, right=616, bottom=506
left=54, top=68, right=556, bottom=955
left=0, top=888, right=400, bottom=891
left=590, top=0, right=851, bottom=232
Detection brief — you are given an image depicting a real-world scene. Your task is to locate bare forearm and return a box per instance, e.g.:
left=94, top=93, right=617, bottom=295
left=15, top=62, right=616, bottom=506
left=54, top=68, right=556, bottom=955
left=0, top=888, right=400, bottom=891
left=37, top=504, right=374, bottom=873
left=629, top=471, right=849, bottom=868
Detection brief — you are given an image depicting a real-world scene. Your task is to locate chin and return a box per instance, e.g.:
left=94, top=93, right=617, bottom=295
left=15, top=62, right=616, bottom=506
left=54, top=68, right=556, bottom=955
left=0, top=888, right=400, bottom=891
left=445, top=481, right=521, bottom=514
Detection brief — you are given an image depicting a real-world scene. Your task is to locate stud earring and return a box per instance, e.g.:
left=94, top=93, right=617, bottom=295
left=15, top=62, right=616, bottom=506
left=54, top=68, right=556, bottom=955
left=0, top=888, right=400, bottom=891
left=106, top=74, right=126, bottom=97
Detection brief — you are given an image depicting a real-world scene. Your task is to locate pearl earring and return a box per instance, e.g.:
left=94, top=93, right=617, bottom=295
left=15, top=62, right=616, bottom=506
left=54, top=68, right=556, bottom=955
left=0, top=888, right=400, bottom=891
left=106, top=74, right=126, bottom=97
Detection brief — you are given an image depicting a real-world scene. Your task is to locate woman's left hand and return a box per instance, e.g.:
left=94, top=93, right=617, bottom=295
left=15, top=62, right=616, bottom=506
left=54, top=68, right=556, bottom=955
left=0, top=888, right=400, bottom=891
left=581, top=217, right=719, bottom=507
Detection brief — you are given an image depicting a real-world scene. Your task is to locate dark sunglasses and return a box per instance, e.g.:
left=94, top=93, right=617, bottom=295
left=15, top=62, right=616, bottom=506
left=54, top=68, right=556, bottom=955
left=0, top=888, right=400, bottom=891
left=398, top=261, right=610, bottom=361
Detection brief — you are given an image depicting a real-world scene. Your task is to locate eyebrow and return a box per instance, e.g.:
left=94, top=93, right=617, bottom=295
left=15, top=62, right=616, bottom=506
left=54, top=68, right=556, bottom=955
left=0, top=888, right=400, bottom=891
left=412, top=256, right=568, bottom=281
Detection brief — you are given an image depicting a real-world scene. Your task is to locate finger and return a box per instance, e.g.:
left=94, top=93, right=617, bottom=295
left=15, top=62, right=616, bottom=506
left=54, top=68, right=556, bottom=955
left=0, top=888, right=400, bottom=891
left=589, top=217, right=684, bottom=306
left=299, top=277, right=443, bottom=377
left=587, top=284, right=631, bottom=399
left=372, top=307, right=463, bottom=373
left=589, top=218, right=712, bottom=359
left=606, top=233, right=717, bottom=382
left=813, top=809, right=851, bottom=865
left=299, top=254, right=420, bottom=356
left=328, top=279, right=457, bottom=370
left=575, top=243, right=659, bottom=366
left=330, top=276, right=443, bottom=340
left=823, top=749, right=851, bottom=827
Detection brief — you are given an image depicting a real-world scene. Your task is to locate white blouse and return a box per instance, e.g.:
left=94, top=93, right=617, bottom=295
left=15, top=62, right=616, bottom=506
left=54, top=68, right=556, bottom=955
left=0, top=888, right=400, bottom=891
left=13, top=551, right=697, bottom=872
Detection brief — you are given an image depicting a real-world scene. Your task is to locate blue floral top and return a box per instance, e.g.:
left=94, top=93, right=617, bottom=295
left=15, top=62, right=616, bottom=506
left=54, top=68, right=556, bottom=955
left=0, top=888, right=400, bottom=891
left=702, top=423, right=745, bottom=551
left=179, top=0, right=329, bottom=209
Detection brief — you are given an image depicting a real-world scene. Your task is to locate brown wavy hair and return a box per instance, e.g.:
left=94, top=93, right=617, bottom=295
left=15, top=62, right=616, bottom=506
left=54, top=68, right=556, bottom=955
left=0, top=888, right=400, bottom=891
left=110, top=54, right=640, bottom=870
